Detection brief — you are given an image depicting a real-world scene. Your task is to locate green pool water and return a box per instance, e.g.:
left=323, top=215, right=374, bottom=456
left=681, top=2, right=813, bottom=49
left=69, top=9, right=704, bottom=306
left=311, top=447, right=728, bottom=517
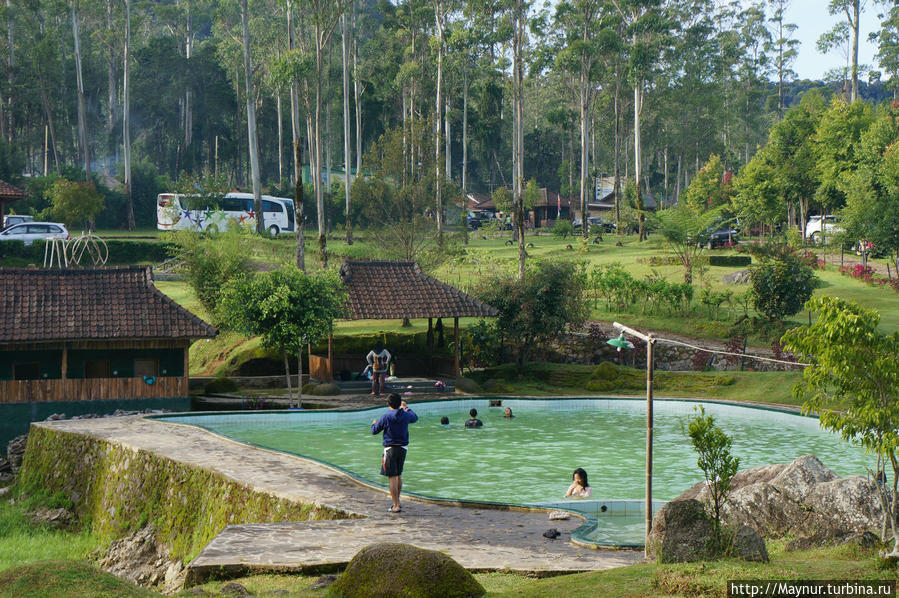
left=163, top=399, right=871, bottom=507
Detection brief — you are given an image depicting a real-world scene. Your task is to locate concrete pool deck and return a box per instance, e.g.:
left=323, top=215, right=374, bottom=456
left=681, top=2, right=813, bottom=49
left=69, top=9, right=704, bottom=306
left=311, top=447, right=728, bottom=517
left=36, top=414, right=642, bottom=580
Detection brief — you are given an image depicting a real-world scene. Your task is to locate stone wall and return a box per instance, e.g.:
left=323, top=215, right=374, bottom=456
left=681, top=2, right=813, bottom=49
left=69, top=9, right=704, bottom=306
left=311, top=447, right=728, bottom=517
left=17, top=424, right=350, bottom=562
left=547, top=329, right=801, bottom=373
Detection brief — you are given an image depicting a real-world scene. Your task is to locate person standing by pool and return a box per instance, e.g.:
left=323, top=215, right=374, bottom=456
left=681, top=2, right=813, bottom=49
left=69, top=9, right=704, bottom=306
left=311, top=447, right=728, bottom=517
left=366, top=341, right=391, bottom=397
left=565, top=468, right=592, bottom=498
left=465, top=408, right=483, bottom=428
left=371, top=393, right=418, bottom=513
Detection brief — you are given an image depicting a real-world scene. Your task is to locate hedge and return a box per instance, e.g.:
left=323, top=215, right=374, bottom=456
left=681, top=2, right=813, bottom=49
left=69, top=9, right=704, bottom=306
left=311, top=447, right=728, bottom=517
left=0, top=239, right=175, bottom=265
left=709, top=255, right=751, bottom=267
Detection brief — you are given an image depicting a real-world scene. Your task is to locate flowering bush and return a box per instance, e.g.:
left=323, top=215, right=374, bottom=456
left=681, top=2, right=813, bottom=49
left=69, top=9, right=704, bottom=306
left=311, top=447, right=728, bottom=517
left=839, top=263, right=898, bottom=291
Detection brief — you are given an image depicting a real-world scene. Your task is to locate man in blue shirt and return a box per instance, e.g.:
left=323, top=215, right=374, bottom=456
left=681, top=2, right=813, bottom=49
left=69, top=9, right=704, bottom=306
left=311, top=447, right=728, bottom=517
left=371, top=393, right=418, bottom=513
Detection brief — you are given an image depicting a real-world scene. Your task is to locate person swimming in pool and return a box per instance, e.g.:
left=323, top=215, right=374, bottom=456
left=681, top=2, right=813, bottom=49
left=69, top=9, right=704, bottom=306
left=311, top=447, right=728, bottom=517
left=464, top=408, right=483, bottom=428
left=440, top=416, right=450, bottom=426
left=503, top=407, right=514, bottom=419
left=565, top=468, right=592, bottom=498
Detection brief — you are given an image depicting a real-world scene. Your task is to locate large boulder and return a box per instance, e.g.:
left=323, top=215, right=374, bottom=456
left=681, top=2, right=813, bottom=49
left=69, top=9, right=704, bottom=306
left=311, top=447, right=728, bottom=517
left=733, top=526, right=768, bottom=562
left=327, top=543, right=485, bottom=598
left=646, top=499, right=716, bottom=563
left=98, top=526, right=183, bottom=591
left=671, top=455, right=882, bottom=545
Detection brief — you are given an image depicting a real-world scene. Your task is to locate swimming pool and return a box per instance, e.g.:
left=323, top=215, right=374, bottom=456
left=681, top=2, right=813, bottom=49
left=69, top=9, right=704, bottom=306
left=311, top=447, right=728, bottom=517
left=158, top=398, right=871, bottom=546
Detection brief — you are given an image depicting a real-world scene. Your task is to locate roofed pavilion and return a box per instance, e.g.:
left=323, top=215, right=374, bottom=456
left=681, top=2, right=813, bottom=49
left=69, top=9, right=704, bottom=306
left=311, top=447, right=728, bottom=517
left=0, top=180, right=25, bottom=230
left=310, top=260, right=497, bottom=382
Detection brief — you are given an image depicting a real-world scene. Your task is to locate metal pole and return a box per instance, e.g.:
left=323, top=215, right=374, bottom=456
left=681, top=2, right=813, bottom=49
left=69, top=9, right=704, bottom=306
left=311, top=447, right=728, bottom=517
left=645, top=334, right=654, bottom=558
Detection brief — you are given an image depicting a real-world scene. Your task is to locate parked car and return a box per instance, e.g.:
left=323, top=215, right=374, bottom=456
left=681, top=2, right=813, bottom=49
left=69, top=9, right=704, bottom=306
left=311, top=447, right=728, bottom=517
left=0, top=222, right=69, bottom=245
left=805, top=215, right=842, bottom=244
left=706, top=228, right=739, bottom=249
left=3, top=214, right=34, bottom=228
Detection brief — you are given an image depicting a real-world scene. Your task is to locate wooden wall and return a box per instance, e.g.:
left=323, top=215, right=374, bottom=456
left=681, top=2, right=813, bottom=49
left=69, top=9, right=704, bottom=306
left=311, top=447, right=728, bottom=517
left=0, top=376, right=187, bottom=403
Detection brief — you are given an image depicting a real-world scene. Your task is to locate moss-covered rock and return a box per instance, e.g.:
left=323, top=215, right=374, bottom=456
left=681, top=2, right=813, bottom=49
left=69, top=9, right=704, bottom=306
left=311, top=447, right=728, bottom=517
left=454, top=377, right=482, bottom=394
left=302, top=382, right=320, bottom=394
left=584, top=379, right=616, bottom=392
left=327, top=543, right=485, bottom=598
left=16, top=426, right=349, bottom=563
left=312, top=383, right=340, bottom=396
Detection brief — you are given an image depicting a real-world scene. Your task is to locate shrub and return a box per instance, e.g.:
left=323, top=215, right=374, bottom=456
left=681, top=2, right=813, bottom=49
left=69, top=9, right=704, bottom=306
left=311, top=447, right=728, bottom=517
left=205, top=377, right=239, bottom=394
left=552, top=219, right=575, bottom=239
left=170, top=229, right=253, bottom=317
left=748, top=248, right=816, bottom=321
left=591, top=361, right=619, bottom=381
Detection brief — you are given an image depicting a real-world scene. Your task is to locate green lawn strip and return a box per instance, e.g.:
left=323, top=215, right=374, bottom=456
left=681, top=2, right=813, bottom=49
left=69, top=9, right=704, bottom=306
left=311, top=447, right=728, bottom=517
left=0, top=561, right=156, bottom=598
left=469, top=363, right=803, bottom=407
left=0, top=495, right=102, bottom=573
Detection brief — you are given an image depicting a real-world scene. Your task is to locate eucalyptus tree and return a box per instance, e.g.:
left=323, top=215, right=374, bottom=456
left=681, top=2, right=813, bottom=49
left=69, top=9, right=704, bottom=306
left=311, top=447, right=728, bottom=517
left=432, top=0, right=456, bottom=247
left=296, top=0, right=349, bottom=265
left=553, top=0, right=608, bottom=241
left=766, top=0, right=799, bottom=119
left=817, top=21, right=852, bottom=92
left=511, top=0, right=527, bottom=278
left=610, top=0, right=672, bottom=241
left=734, top=2, right=771, bottom=163
left=71, top=0, right=90, bottom=179
left=826, top=1, right=864, bottom=102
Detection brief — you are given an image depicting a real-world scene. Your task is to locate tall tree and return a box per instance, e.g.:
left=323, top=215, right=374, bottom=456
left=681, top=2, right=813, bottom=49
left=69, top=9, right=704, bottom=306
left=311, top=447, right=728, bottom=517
left=827, top=0, right=864, bottom=102
left=766, top=0, right=799, bottom=119
left=71, top=0, right=90, bottom=180
left=124, top=0, right=135, bottom=229
left=342, top=12, right=353, bottom=244
left=240, top=0, right=263, bottom=234
left=872, top=0, right=899, bottom=99
left=611, top=0, right=671, bottom=241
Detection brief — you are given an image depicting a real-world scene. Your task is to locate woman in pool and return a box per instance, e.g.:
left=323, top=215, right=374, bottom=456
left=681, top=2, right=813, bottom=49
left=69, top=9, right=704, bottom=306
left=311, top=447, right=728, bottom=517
left=565, top=468, right=592, bottom=498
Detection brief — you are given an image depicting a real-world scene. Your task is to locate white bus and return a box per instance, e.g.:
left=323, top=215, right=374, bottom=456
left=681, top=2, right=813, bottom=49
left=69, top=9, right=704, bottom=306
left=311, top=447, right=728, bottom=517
left=156, top=192, right=295, bottom=236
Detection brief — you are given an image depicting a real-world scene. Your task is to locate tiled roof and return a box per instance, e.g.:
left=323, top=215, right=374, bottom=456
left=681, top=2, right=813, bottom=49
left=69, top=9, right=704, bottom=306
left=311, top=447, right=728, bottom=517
left=0, top=266, right=217, bottom=343
left=339, top=260, right=498, bottom=320
left=0, top=180, right=24, bottom=200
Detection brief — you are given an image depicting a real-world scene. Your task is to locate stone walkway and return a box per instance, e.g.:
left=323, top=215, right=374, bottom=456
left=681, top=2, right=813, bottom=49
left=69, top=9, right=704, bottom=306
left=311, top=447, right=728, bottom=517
left=38, top=415, right=642, bottom=581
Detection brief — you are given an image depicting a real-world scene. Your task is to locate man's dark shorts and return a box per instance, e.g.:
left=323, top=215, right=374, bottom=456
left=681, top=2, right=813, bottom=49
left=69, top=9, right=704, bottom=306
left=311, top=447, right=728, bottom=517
left=380, top=446, right=407, bottom=477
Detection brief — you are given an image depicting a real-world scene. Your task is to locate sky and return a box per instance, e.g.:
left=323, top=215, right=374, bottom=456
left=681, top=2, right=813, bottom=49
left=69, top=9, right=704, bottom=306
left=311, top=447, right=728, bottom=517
left=753, top=0, right=885, bottom=81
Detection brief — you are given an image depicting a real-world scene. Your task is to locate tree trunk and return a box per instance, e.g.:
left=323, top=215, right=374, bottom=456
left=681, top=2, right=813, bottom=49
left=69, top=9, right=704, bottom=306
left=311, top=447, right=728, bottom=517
left=72, top=1, right=90, bottom=180
left=315, top=30, right=327, bottom=266
left=434, top=1, right=444, bottom=248
left=106, top=0, right=115, bottom=154
left=123, top=0, right=135, bottom=229
left=579, top=62, right=589, bottom=240
left=462, top=69, right=468, bottom=194
left=287, top=0, right=301, bottom=185
left=848, top=0, right=859, bottom=102
left=6, top=0, right=12, bottom=145
left=296, top=351, right=304, bottom=408
left=283, top=347, right=294, bottom=402
left=295, top=141, right=306, bottom=271
left=326, top=41, right=333, bottom=235
left=634, top=78, right=645, bottom=241
left=514, top=0, right=525, bottom=280
left=445, top=97, right=451, bottom=185
left=614, top=57, right=621, bottom=230
left=185, top=4, right=192, bottom=148
left=353, top=0, right=362, bottom=179
left=277, top=91, right=284, bottom=183
left=241, top=0, right=263, bottom=235
left=342, top=13, right=353, bottom=244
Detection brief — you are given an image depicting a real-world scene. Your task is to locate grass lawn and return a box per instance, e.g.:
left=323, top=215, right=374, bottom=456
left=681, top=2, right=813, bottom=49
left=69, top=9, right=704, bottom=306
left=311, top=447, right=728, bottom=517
left=177, top=541, right=898, bottom=597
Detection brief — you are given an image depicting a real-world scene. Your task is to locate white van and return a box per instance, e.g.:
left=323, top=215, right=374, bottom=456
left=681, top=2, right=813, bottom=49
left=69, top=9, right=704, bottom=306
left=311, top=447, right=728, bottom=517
left=805, top=215, right=842, bottom=244
left=156, top=192, right=295, bottom=236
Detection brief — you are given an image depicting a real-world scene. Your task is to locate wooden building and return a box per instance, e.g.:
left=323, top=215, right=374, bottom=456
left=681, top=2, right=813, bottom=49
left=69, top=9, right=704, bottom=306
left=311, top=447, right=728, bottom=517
left=0, top=266, right=216, bottom=404
left=309, top=260, right=497, bottom=382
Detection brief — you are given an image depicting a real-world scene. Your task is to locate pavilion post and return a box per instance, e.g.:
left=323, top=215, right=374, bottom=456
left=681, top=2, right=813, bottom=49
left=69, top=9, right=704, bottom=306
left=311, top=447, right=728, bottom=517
left=327, top=325, right=334, bottom=383
left=453, top=317, right=460, bottom=376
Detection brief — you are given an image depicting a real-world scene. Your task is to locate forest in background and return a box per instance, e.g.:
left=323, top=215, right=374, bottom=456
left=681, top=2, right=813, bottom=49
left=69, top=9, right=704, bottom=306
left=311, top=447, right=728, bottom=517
left=1, top=0, right=898, bottom=230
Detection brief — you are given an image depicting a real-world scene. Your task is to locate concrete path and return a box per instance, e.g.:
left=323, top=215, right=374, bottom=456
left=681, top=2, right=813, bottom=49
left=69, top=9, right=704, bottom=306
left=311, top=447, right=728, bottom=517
left=39, top=415, right=642, bottom=580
